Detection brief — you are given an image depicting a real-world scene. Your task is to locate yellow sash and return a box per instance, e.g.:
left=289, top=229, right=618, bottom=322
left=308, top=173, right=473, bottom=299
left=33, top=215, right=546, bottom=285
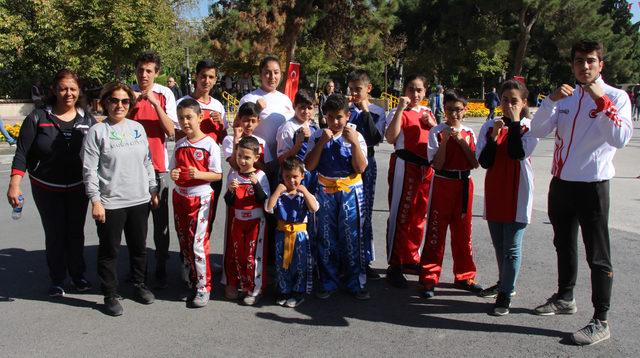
left=276, top=220, right=307, bottom=269
left=318, top=173, right=362, bottom=194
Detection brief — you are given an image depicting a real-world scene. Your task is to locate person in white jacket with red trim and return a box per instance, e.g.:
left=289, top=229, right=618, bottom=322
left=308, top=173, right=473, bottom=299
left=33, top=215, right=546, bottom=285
left=529, top=40, right=633, bottom=346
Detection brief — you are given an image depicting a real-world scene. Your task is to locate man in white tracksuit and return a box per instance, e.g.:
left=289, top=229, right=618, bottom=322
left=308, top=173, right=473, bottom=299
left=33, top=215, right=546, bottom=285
left=529, top=40, right=633, bottom=346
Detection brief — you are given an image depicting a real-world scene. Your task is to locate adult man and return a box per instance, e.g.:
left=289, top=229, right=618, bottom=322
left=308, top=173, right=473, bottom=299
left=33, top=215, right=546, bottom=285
left=530, top=41, right=632, bottom=346
left=429, top=85, right=444, bottom=124
left=484, top=87, right=500, bottom=121
left=167, top=77, right=182, bottom=101
left=130, top=52, right=179, bottom=288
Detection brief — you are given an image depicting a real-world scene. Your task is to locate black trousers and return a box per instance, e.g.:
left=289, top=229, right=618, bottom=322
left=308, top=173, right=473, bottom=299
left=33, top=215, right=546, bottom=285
left=548, top=177, right=612, bottom=321
left=152, top=172, right=170, bottom=264
left=31, top=184, right=89, bottom=285
left=97, top=202, right=150, bottom=297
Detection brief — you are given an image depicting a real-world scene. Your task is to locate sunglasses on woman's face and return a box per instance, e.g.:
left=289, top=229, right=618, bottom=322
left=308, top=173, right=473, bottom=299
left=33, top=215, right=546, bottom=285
left=108, top=97, right=131, bottom=106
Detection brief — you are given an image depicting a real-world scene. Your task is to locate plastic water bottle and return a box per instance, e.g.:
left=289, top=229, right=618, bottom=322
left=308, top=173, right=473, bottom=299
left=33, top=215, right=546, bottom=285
left=12, top=195, right=23, bottom=220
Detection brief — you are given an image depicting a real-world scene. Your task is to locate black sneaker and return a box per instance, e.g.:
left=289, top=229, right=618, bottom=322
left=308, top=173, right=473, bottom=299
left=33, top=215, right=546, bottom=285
left=490, top=292, right=511, bottom=316
left=386, top=266, right=408, bottom=289
left=454, top=279, right=484, bottom=293
left=133, top=283, right=155, bottom=304
left=315, top=288, right=334, bottom=299
left=104, top=296, right=123, bottom=316
left=421, top=285, right=435, bottom=299
left=572, top=319, right=610, bottom=346
left=366, top=266, right=381, bottom=280
left=72, top=277, right=92, bottom=292
left=353, top=289, right=371, bottom=301
left=48, top=285, right=65, bottom=297
left=478, top=284, right=499, bottom=298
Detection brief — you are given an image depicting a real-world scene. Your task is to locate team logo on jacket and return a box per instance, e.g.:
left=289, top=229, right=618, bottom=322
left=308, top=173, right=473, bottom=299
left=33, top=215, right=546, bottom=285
left=193, top=149, right=204, bottom=161
left=589, top=109, right=597, bottom=118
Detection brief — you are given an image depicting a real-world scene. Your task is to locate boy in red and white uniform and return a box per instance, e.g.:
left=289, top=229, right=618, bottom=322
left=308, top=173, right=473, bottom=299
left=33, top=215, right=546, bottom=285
left=530, top=41, right=633, bottom=345
left=384, top=74, right=436, bottom=287
left=169, top=99, right=222, bottom=308
left=419, top=90, right=483, bottom=298
left=130, top=52, right=179, bottom=287
left=221, top=136, right=271, bottom=306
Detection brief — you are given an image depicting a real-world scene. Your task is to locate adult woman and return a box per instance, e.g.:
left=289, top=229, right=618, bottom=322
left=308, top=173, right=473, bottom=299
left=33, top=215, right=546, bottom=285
left=318, top=80, right=335, bottom=128
left=7, top=69, right=96, bottom=297
left=82, top=82, right=158, bottom=316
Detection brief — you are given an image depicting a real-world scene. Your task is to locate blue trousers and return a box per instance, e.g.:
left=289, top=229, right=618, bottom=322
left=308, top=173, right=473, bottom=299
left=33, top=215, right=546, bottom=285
left=275, top=230, right=312, bottom=294
left=316, top=183, right=366, bottom=293
left=362, top=155, right=376, bottom=263
left=487, top=221, right=527, bottom=295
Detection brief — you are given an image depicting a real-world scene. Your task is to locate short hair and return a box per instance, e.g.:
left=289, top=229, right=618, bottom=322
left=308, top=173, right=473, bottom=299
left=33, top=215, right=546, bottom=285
left=281, top=157, right=305, bottom=174
left=259, top=55, right=280, bottom=72
left=443, top=90, right=467, bottom=106
left=237, top=136, right=260, bottom=155
left=195, top=59, right=218, bottom=75
left=45, top=69, right=87, bottom=109
left=237, top=102, right=261, bottom=118
left=99, top=82, right=136, bottom=116
left=321, top=94, right=350, bottom=115
left=347, top=69, right=371, bottom=84
left=402, top=74, right=428, bottom=92
left=571, top=41, right=604, bottom=61
left=499, top=79, right=530, bottom=118
left=135, top=52, right=161, bottom=72
left=177, top=98, right=201, bottom=114
left=294, top=89, right=314, bottom=107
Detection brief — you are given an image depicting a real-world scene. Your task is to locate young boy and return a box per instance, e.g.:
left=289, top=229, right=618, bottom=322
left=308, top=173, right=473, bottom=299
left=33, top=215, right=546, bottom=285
left=305, top=94, right=369, bottom=300
left=169, top=99, right=222, bottom=308
left=276, top=89, right=317, bottom=163
left=347, top=70, right=386, bottom=279
left=265, top=157, right=319, bottom=307
left=418, top=90, right=483, bottom=298
left=130, top=52, right=179, bottom=288
left=221, top=136, right=271, bottom=306
left=221, top=102, right=271, bottom=171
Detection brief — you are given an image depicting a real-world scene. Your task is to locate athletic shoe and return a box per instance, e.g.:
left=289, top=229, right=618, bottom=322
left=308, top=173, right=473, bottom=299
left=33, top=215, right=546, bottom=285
left=48, top=285, right=65, bottom=297
left=242, top=294, right=260, bottom=306
left=366, top=265, right=381, bottom=280
left=315, top=288, right=334, bottom=300
left=454, top=279, right=484, bottom=293
left=133, top=283, right=155, bottom=304
left=285, top=293, right=305, bottom=308
left=478, top=284, right=516, bottom=298
left=386, top=266, right=408, bottom=289
left=572, top=319, right=610, bottom=346
left=104, top=296, right=123, bottom=316
left=276, top=294, right=289, bottom=306
left=421, top=285, right=435, bottom=299
left=353, top=289, right=370, bottom=301
left=224, top=285, right=239, bottom=300
left=190, top=292, right=209, bottom=308
left=72, top=277, right=92, bottom=292
left=490, top=292, right=511, bottom=316
left=533, top=294, right=577, bottom=315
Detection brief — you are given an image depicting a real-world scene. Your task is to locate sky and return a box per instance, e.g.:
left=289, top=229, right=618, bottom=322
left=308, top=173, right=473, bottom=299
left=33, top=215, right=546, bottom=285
left=187, top=1, right=640, bottom=23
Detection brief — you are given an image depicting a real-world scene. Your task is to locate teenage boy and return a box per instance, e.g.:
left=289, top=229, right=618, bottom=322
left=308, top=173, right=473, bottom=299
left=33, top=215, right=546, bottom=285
left=347, top=69, right=386, bottom=280
left=530, top=40, right=633, bottom=346
left=130, top=52, right=179, bottom=288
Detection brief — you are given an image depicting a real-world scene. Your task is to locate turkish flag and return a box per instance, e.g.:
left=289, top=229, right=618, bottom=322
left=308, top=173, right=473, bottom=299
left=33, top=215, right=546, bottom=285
left=284, top=62, right=300, bottom=102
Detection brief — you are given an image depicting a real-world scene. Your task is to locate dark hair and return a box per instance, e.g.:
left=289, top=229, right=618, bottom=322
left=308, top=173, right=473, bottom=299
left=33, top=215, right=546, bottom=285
left=499, top=79, right=530, bottom=118
left=135, top=52, right=161, bottom=72
left=294, top=89, right=314, bottom=107
left=44, top=69, right=87, bottom=109
left=177, top=98, right=202, bottom=114
left=443, top=90, right=467, bottom=106
left=99, top=82, right=136, bottom=116
left=237, top=102, right=261, bottom=118
left=259, top=55, right=280, bottom=72
left=571, top=41, right=604, bottom=61
left=402, top=74, right=428, bottom=92
left=237, top=136, right=260, bottom=155
left=321, top=94, right=350, bottom=115
left=281, top=157, right=305, bottom=174
left=195, top=59, right=217, bottom=75
left=347, top=69, right=371, bottom=84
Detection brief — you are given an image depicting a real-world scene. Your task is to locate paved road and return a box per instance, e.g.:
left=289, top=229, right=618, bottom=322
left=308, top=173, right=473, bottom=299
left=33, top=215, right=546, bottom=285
left=0, top=117, right=639, bottom=357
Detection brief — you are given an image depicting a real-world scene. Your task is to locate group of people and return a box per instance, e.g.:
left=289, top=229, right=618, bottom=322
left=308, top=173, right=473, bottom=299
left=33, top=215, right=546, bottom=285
left=6, top=40, right=633, bottom=346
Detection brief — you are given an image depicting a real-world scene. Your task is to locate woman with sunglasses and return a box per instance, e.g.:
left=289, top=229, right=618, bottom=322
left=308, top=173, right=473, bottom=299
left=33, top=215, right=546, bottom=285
left=82, top=82, right=158, bottom=316
left=8, top=69, right=96, bottom=297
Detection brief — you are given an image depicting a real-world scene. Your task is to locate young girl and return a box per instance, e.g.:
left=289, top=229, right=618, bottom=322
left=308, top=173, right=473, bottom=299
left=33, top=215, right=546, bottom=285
left=384, top=74, right=437, bottom=288
left=476, top=80, right=538, bottom=315
left=418, top=90, right=483, bottom=298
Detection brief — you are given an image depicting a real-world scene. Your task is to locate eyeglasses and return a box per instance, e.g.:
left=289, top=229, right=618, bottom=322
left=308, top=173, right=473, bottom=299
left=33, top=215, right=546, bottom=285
left=108, top=97, right=131, bottom=106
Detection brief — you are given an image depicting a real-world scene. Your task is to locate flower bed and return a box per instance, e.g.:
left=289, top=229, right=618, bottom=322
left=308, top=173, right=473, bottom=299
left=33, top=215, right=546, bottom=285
left=417, top=100, right=501, bottom=118
left=1, top=123, right=20, bottom=142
